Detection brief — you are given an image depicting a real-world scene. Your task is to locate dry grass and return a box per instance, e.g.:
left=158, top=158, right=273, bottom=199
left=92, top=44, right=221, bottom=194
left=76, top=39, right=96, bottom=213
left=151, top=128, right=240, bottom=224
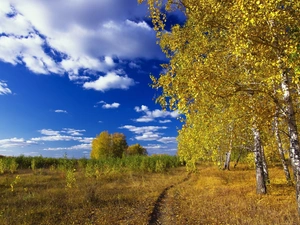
left=165, top=164, right=300, bottom=225
left=0, top=167, right=187, bottom=225
left=0, top=164, right=300, bottom=224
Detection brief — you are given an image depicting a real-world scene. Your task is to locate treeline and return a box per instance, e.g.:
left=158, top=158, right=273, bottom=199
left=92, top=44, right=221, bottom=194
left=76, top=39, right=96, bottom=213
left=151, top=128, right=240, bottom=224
left=0, top=154, right=181, bottom=174
left=90, top=131, right=147, bottom=159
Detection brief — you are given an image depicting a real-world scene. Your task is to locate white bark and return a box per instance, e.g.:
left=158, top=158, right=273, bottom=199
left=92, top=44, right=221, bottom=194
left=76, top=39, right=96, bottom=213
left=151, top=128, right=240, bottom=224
left=252, top=126, right=267, bottom=194
left=274, top=106, right=292, bottom=183
left=281, top=69, right=300, bottom=214
left=261, top=145, right=270, bottom=184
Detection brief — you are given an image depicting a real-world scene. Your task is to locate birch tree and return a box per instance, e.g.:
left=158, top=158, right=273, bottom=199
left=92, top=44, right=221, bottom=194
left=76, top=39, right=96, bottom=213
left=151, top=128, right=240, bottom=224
left=139, top=0, right=300, bottom=213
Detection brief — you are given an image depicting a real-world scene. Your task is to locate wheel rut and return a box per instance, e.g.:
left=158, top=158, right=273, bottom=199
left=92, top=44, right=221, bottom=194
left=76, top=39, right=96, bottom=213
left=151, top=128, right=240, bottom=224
left=148, top=173, right=191, bottom=225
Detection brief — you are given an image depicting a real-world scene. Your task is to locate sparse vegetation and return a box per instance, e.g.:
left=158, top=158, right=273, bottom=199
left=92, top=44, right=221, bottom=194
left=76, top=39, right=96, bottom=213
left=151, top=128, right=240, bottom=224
left=0, top=155, right=299, bottom=224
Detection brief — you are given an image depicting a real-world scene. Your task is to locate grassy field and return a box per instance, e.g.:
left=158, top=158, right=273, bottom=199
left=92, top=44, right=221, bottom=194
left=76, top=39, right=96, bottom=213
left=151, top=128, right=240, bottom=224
left=0, top=157, right=299, bottom=224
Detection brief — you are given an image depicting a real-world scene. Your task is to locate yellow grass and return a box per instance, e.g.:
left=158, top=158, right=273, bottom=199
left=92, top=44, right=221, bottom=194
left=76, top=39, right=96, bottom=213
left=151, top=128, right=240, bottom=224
left=0, top=164, right=299, bottom=224
left=165, top=164, right=300, bottom=225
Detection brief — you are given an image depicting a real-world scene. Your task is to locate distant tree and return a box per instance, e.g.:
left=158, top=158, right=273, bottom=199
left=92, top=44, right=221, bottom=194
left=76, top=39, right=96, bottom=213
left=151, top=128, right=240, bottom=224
left=126, top=144, right=147, bottom=156
left=90, top=131, right=128, bottom=159
left=111, top=133, right=128, bottom=158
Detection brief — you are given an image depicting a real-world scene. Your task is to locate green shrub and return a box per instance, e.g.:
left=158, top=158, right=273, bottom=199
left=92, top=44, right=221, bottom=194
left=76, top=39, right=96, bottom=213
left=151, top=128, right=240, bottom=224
left=9, top=159, right=18, bottom=174
left=0, top=159, right=6, bottom=174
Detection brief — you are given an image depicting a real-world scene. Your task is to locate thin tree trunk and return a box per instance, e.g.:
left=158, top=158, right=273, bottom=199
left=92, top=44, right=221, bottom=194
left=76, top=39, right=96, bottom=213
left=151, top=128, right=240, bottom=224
left=281, top=69, right=300, bottom=214
left=252, top=126, right=267, bottom=194
left=223, top=151, right=231, bottom=170
left=224, top=126, right=233, bottom=170
left=274, top=106, right=292, bottom=184
left=261, top=145, right=270, bottom=184
left=233, top=150, right=242, bottom=168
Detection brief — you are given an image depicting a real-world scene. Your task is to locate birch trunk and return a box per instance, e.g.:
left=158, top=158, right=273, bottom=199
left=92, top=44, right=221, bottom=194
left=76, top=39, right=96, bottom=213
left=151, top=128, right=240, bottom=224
left=224, top=127, right=233, bottom=170
left=261, top=145, right=270, bottom=184
left=223, top=151, right=231, bottom=170
left=233, top=150, right=242, bottom=168
left=274, top=106, right=292, bottom=183
left=252, top=126, right=267, bottom=194
left=281, top=69, right=300, bottom=214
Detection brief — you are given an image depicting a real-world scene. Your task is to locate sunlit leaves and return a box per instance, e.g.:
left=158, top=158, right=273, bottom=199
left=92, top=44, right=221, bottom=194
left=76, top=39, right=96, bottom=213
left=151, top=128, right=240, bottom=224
left=139, top=0, right=300, bottom=168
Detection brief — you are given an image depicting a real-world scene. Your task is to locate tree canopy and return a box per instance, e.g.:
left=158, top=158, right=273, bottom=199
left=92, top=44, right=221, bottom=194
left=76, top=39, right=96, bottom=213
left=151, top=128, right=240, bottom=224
left=90, top=131, right=128, bottom=159
left=139, top=0, right=300, bottom=214
left=127, top=144, right=148, bottom=156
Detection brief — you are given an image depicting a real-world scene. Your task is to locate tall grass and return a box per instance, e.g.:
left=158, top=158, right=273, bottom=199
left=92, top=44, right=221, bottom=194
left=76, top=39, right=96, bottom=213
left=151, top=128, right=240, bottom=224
left=1, top=161, right=299, bottom=224
left=0, top=156, right=185, bottom=225
left=0, top=154, right=181, bottom=174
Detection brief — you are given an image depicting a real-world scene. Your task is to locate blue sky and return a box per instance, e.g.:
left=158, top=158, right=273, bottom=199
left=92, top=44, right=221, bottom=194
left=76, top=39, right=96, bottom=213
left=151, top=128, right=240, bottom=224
left=0, top=0, right=184, bottom=158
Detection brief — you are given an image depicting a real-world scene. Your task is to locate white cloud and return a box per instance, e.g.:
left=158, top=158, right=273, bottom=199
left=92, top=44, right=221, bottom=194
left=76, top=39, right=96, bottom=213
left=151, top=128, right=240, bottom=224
left=104, top=56, right=114, bottom=66
left=128, top=61, right=140, bottom=69
left=144, top=144, right=168, bottom=149
left=39, top=128, right=85, bottom=136
left=0, top=138, right=37, bottom=148
left=31, top=135, right=82, bottom=142
left=134, top=105, right=149, bottom=112
left=102, top=102, right=120, bottom=109
left=95, top=100, right=120, bottom=109
left=39, top=129, right=60, bottom=136
left=34, top=128, right=87, bottom=141
left=54, top=109, right=68, bottom=113
left=0, top=81, right=12, bottom=95
left=0, top=34, right=64, bottom=74
left=62, top=128, right=86, bottom=136
left=157, top=137, right=177, bottom=143
left=0, top=0, right=163, bottom=81
left=83, top=71, right=135, bottom=92
left=136, top=116, right=154, bottom=123
left=159, top=120, right=172, bottom=123
left=44, top=143, right=91, bottom=151
left=120, top=125, right=168, bottom=141
left=134, top=105, right=180, bottom=123
left=23, top=152, right=40, bottom=156
left=135, top=132, right=162, bottom=141
left=143, top=143, right=177, bottom=155
left=79, top=137, right=94, bottom=143
left=61, top=55, right=108, bottom=76
left=120, top=125, right=167, bottom=134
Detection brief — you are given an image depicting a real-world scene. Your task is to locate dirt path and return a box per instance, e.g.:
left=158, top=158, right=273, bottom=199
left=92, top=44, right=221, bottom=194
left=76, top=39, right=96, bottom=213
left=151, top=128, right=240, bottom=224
left=148, top=173, right=191, bottom=225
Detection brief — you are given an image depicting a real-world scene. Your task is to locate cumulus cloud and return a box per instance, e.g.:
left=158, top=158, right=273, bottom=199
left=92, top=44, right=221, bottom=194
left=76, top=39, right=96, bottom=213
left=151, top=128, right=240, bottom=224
left=135, top=132, right=162, bottom=141
left=42, top=136, right=93, bottom=151
left=62, top=128, right=86, bottom=136
left=0, top=138, right=37, bottom=148
left=31, top=135, right=82, bottom=142
left=39, top=129, right=60, bottom=136
left=144, top=144, right=168, bottom=149
left=34, top=127, right=87, bottom=141
left=79, top=137, right=94, bottom=143
left=44, top=143, right=91, bottom=151
left=120, top=125, right=167, bottom=134
left=0, top=81, right=12, bottom=95
left=157, top=137, right=177, bottom=143
left=134, top=105, right=179, bottom=122
left=134, top=105, right=149, bottom=112
left=128, top=61, right=140, bottom=69
left=83, top=71, right=135, bottom=92
left=95, top=100, right=120, bottom=109
left=102, top=102, right=120, bottom=109
left=143, top=143, right=177, bottom=155
left=54, top=109, right=68, bottom=113
left=0, top=0, right=163, bottom=83
left=159, top=120, right=172, bottom=124
left=120, top=125, right=168, bottom=141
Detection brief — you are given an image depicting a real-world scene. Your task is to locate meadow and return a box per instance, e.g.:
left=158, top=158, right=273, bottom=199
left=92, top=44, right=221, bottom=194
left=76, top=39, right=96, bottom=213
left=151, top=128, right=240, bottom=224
left=0, top=155, right=299, bottom=224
